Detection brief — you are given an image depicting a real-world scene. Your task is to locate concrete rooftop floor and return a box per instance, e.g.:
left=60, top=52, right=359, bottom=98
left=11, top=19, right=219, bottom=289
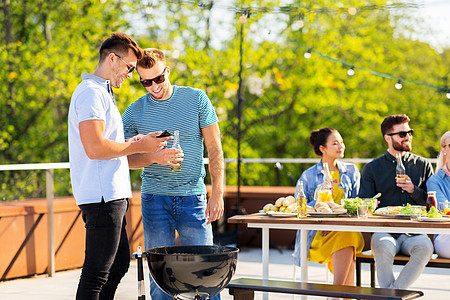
left=0, top=247, right=449, bottom=300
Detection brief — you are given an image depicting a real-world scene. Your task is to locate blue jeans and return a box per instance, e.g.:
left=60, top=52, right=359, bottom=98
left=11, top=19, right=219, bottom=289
left=76, top=198, right=130, bottom=300
left=141, top=193, right=220, bottom=300
left=371, top=233, right=433, bottom=289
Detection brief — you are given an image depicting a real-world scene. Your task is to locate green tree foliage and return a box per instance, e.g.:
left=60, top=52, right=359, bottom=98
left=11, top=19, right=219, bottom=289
left=0, top=0, right=142, bottom=199
left=1, top=0, right=449, bottom=199
left=133, top=0, right=449, bottom=187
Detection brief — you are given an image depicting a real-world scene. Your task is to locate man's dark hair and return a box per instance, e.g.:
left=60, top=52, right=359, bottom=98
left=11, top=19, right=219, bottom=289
left=99, top=32, right=143, bottom=61
left=380, top=114, right=410, bottom=136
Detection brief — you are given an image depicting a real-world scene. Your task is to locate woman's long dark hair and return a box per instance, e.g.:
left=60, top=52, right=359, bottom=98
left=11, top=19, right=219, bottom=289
left=309, top=127, right=337, bottom=156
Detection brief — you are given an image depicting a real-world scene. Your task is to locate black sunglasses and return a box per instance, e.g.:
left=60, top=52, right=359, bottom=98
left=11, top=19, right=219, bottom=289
left=114, top=53, right=135, bottom=73
left=387, top=129, right=414, bottom=138
left=140, top=67, right=167, bottom=87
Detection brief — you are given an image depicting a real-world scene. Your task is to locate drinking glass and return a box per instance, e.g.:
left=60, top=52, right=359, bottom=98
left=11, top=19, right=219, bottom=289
left=357, top=204, right=369, bottom=219
left=439, top=202, right=449, bottom=213
left=410, top=205, right=422, bottom=221
left=363, top=199, right=377, bottom=215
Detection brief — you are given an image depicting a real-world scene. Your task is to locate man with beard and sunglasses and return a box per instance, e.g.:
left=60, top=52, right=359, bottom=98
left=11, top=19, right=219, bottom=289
left=359, top=114, right=434, bottom=289
left=122, top=48, right=224, bottom=300
left=68, top=34, right=171, bottom=300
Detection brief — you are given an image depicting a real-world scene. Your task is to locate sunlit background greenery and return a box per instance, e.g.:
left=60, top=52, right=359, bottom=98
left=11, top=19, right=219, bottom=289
left=1, top=0, right=449, bottom=200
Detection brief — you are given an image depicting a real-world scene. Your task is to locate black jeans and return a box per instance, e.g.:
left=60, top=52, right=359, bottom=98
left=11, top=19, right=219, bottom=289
left=76, top=198, right=130, bottom=300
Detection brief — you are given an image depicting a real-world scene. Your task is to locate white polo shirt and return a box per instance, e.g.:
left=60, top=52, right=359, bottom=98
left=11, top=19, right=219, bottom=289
left=68, top=73, right=132, bottom=205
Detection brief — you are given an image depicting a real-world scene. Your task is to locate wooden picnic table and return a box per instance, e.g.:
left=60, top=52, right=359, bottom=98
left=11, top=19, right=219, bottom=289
left=228, top=213, right=450, bottom=299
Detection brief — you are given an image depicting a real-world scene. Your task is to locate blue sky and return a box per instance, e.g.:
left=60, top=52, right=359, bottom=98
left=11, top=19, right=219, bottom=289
left=414, top=0, right=450, bottom=51
left=133, top=1, right=450, bottom=52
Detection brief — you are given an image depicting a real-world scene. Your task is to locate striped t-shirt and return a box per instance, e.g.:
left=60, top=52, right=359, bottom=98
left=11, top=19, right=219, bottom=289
left=122, top=85, right=219, bottom=196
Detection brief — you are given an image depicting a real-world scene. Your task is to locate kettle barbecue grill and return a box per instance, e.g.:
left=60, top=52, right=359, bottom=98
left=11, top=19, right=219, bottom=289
left=133, top=245, right=239, bottom=300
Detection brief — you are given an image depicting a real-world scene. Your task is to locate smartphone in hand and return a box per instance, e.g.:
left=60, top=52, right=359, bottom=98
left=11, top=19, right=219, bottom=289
left=157, top=130, right=173, bottom=138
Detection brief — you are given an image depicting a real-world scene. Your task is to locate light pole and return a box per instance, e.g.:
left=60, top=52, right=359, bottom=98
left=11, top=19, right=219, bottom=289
left=236, top=10, right=249, bottom=214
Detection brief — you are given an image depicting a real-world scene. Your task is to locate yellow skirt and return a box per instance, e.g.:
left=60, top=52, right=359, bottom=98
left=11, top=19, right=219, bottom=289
left=308, top=231, right=364, bottom=274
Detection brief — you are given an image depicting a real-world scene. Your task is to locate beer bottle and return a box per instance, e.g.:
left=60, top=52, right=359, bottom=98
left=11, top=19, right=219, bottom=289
left=170, top=130, right=182, bottom=171
left=323, top=162, right=334, bottom=198
left=395, top=153, right=406, bottom=179
left=296, top=180, right=307, bottom=218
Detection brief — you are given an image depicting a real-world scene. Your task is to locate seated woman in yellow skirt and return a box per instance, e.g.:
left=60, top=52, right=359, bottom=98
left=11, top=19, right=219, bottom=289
left=292, top=127, right=364, bottom=285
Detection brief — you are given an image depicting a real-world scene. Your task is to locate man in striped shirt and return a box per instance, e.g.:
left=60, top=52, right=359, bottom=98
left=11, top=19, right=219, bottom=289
left=122, top=48, right=224, bottom=300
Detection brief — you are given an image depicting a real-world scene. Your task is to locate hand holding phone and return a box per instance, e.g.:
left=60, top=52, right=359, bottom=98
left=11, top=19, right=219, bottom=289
left=157, top=130, right=173, bottom=138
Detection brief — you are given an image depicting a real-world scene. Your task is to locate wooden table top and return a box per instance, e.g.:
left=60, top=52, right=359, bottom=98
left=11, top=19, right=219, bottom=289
left=228, top=213, right=450, bottom=229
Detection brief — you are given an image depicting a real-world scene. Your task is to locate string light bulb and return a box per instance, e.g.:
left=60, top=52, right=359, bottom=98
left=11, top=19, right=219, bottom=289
left=292, top=19, right=304, bottom=31
left=347, top=66, right=355, bottom=76
left=395, top=80, right=403, bottom=90
left=304, top=49, right=312, bottom=59
left=348, top=7, right=357, bottom=15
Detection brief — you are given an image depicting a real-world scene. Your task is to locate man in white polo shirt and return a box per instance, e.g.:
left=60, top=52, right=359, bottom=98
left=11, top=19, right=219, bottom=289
left=68, top=33, right=171, bottom=300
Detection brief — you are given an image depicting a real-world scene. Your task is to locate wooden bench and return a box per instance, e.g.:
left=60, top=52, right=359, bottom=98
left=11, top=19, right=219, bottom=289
left=356, top=252, right=450, bottom=287
left=227, top=277, right=423, bottom=299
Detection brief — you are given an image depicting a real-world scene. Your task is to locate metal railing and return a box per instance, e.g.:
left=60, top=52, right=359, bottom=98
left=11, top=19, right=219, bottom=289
left=0, top=157, right=437, bottom=277
left=0, top=163, right=69, bottom=277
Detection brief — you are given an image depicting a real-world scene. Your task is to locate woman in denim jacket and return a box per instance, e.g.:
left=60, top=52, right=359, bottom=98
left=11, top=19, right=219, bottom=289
left=292, top=127, right=363, bottom=286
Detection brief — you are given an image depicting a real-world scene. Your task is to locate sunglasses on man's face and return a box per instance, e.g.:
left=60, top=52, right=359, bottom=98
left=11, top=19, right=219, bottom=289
left=387, top=129, right=414, bottom=138
left=114, top=53, right=135, bottom=73
left=140, top=67, right=167, bottom=87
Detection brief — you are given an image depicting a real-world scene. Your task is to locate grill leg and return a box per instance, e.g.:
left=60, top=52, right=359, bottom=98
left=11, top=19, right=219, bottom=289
left=137, top=255, right=146, bottom=300
left=133, top=247, right=146, bottom=300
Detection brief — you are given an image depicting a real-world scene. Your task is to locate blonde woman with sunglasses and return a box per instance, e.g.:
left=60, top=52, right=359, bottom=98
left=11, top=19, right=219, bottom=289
left=427, top=131, right=450, bottom=258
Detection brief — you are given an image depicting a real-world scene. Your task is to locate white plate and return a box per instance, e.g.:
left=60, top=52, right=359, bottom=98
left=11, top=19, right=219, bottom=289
left=373, top=207, right=406, bottom=215
left=373, top=206, right=425, bottom=219
left=267, top=212, right=297, bottom=217
left=418, top=217, right=450, bottom=222
left=308, top=212, right=347, bottom=217
left=374, top=207, right=389, bottom=214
